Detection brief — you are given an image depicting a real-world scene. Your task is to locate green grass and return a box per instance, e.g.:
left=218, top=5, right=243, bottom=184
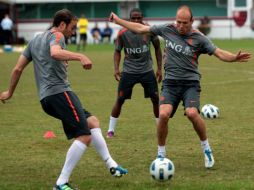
left=0, top=40, right=254, bottom=190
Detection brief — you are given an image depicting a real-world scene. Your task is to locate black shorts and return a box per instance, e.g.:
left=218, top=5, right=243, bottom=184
left=40, top=91, right=91, bottom=139
left=160, top=80, right=201, bottom=117
left=117, top=70, right=158, bottom=100
left=80, top=33, right=87, bottom=41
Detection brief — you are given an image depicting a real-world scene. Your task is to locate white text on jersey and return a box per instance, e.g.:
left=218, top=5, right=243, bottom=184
left=125, top=45, right=150, bottom=54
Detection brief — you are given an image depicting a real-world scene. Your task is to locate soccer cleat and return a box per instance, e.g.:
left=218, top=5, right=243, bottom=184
left=106, top=131, right=115, bottom=138
left=110, top=166, right=128, bottom=177
left=53, top=183, right=76, bottom=190
left=204, top=149, right=215, bottom=168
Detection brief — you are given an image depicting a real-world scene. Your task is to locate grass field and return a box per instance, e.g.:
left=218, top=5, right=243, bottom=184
left=0, top=40, right=254, bottom=190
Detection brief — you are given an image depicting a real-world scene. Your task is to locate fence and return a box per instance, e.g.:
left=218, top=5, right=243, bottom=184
left=16, top=17, right=254, bottom=44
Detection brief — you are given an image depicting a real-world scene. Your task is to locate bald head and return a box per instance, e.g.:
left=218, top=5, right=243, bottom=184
left=177, top=5, right=193, bottom=21
left=175, top=5, right=194, bottom=35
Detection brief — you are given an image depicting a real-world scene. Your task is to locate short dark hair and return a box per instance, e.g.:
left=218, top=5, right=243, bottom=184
left=177, top=5, right=193, bottom=21
left=129, top=8, right=143, bottom=18
left=52, top=9, right=77, bottom=27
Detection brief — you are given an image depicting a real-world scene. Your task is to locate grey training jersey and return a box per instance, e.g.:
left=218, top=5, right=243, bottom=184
left=23, top=29, right=71, bottom=100
left=115, top=27, right=157, bottom=74
left=150, top=24, right=216, bottom=81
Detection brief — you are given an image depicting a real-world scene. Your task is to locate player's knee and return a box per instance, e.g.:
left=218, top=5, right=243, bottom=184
left=87, top=116, right=100, bottom=129
left=159, top=110, right=170, bottom=121
left=185, top=108, right=199, bottom=120
left=77, top=135, right=92, bottom=145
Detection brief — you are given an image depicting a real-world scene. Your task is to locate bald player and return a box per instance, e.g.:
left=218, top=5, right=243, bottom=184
left=109, top=5, right=251, bottom=169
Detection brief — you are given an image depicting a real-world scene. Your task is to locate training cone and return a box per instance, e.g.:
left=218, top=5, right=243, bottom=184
left=44, top=131, right=56, bottom=139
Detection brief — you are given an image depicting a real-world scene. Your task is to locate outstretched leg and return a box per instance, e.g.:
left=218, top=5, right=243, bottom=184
left=56, top=135, right=91, bottom=186
left=88, top=116, right=128, bottom=176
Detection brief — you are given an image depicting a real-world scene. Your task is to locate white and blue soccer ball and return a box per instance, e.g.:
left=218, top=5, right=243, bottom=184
left=150, top=157, right=175, bottom=181
left=201, top=104, right=220, bottom=119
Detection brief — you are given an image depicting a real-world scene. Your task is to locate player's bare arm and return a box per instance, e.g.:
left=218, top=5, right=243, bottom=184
left=213, top=48, right=251, bottom=62
left=109, top=12, right=151, bottom=34
left=50, top=44, right=92, bottom=69
left=0, top=55, right=30, bottom=102
left=114, top=50, right=121, bottom=81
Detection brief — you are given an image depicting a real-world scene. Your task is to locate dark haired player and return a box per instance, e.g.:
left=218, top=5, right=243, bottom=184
left=0, top=9, right=127, bottom=190
left=107, top=8, right=162, bottom=138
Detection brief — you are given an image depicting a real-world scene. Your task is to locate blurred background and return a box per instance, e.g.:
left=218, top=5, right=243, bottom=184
left=0, top=0, right=254, bottom=45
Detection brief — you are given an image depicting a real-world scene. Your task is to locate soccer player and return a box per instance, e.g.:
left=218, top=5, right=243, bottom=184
left=0, top=9, right=127, bottom=190
left=76, top=13, right=88, bottom=51
left=109, top=5, right=251, bottom=168
left=107, top=8, right=162, bottom=138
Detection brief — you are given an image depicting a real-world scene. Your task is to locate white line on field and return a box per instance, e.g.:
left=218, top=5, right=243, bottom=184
left=201, top=67, right=254, bottom=75
left=202, top=78, right=254, bottom=85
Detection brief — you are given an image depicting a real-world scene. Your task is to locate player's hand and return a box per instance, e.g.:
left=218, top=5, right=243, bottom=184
left=0, top=91, right=12, bottom=103
left=114, top=70, right=121, bottom=81
left=80, top=55, right=92, bottom=70
left=235, top=51, right=251, bottom=62
left=109, top=12, right=118, bottom=23
left=156, top=69, right=162, bottom=83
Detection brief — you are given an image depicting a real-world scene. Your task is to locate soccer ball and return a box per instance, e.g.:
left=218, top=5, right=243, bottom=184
left=201, top=104, right=219, bottom=119
left=150, top=157, right=175, bottom=181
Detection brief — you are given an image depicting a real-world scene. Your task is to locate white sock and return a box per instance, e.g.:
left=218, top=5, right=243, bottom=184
left=56, top=140, right=87, bottom=186
left=158, top=145, right=166, bottom=157
left=108, top=116, right=118, bottom=132
left=201, top=139, right=211, bottom=152
left=155, top=118, right=159, bottom=125
left=91, top=128, right=118, bottom=169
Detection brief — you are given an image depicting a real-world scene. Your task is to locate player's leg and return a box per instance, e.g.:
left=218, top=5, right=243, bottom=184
left=185, top=107, right=207, bottom=140
left=80, top=35, right=84, bottom=50
left=150, top=94, right=159, bottom=122
left=107, top=72, right=135, bottom=138
left=55, top=135, right=91, bottom=189
left=157, top=104, right=173, bottom=157
left=141, top=71, right=160, bottom=124
left=157, top=81, right=180, bottom=158
left=108, top=96, right=125, bottom=138
left=41, top=91, right=92, bottom=189
left=83, top=34, right=87, bottom=51
left=87, top=115, right=128, bottom=176
left=111, top=98, right=124, bottom=118
left=183, top=83, right=215, bottom=168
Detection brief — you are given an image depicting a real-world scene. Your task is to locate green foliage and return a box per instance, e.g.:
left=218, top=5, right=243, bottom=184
left=0, top=40, right=254, bottom=190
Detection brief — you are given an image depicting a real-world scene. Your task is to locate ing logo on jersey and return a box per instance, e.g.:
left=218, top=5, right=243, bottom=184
left=165, top=39, right=194, bottom=56
left=125, top=45, right=149, bottom=54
